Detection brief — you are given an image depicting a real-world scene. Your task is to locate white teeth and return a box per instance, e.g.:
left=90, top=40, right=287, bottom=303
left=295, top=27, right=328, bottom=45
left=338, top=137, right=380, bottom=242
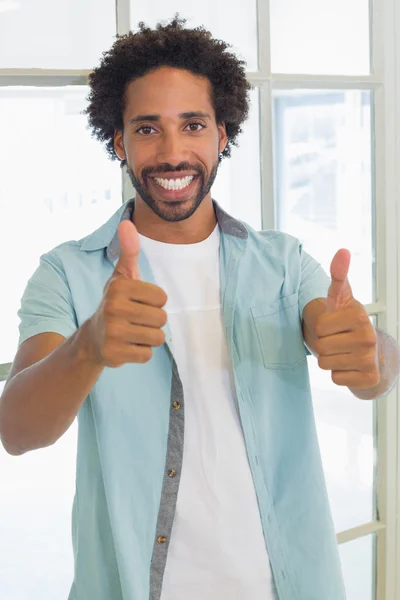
left=153, top=175, right=194, bottom=191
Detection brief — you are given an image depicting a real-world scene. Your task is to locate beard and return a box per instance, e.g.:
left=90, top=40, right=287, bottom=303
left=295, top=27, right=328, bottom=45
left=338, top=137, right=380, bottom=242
left=126, top=159, right=219, bottom=223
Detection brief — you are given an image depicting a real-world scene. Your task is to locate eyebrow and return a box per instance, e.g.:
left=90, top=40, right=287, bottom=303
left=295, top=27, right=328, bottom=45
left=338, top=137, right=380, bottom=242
left=128, top=111, right=212, bottom=125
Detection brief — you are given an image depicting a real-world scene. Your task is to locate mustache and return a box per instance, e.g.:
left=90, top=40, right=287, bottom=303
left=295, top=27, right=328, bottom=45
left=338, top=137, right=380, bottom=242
left=141, top=162, right=204, bottom=178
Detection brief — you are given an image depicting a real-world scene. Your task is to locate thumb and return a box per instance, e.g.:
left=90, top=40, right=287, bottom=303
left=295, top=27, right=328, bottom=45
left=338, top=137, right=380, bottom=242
left=114, top=220, right=141, bottom=280
left=327, top=248, right=353, bottom=313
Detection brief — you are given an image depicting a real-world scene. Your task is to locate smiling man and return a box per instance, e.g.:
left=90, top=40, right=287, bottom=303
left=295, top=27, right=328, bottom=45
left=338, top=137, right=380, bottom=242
left=1, top=16, right=399, bottom=600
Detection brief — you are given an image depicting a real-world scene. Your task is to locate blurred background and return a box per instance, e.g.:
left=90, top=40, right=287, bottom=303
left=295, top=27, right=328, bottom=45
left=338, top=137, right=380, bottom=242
left=0, top=1, right=399, bottom=599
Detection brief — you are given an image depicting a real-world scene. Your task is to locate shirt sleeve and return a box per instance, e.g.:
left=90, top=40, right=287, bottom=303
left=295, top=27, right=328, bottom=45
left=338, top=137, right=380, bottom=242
left=17, top=250, right=78, bottom=347
left=297, top=246, right=331, bottom=356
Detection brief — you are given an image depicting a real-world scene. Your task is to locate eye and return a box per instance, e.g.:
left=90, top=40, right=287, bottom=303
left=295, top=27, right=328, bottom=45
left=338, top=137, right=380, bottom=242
left=136, top=125, right=157, bottom=135
left=185, top=122, right=205, bottom=132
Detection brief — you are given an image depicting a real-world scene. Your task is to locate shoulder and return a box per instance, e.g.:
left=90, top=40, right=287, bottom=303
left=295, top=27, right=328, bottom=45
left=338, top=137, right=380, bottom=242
left=242, top=222, right=303, bottom=264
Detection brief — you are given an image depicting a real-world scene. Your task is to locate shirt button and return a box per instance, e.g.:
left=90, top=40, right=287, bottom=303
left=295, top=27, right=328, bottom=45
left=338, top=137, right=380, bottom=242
left=172, top=401, right=181, bottom=410
left=168, top=469, right=176, bottom=477
left=157, top=536, right=167, bottom=544
left=113, top=249, right=118, bottom=256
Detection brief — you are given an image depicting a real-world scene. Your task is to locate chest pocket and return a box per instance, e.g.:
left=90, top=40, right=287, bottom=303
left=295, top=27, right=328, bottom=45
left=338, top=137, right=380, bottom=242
left=250, top=292, right=307, bottom=370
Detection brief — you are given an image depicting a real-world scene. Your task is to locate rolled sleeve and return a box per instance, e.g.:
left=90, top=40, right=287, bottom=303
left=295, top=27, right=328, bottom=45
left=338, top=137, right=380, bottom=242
left=297, top=247, right=331, bottom=356
left=298, top=247, right=331, bottom=316
left=17, top=250, right=78, bottom=347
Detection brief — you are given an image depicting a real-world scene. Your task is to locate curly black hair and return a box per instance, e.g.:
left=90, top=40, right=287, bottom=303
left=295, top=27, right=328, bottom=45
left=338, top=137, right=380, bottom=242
left=84, top=15, right=252, bottom=167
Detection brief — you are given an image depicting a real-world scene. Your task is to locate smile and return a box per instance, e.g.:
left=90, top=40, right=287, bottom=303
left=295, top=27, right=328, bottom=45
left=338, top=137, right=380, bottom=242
left=152, top=175, right=195, bottom=191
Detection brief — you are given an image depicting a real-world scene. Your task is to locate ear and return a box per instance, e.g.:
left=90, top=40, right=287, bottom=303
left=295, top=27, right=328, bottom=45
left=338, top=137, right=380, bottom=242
left=114, top=130, right=126, bottom=161
left=217, top=123, right=228, bottom=155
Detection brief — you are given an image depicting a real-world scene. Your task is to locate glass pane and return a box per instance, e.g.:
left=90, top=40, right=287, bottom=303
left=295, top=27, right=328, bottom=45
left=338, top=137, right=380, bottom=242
left=270, top=0, right=370, bottom=75
left=273, top=90, right=374, bottom=305
left=0, top=0, right=116, bottom=69
left=124, top=87, right=262, bottom=230
left=130, top=0, right=258, bottom=71
left=0, top=87, right=122, bottom=364
left=339, top=534, right=375, bottom=600
left=309, top=320, right=376, bottom=533
left=0, top=417, right=77, bottom=599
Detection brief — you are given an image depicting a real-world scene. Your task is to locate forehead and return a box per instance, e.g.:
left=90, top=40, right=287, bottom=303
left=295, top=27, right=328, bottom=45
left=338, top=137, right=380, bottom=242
left=123, top=67, right=215, bottom=119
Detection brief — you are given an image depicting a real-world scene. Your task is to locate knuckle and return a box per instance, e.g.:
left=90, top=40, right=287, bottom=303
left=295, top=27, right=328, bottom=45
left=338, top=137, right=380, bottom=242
left=107, top=277, right=122, bottom=295
left=360, top=372, right=380, bottom=388
left=153, top=285, right=168, bottom=307
left=331, top=371, right=343, bottom=385
left=105, top=321, right=121, bottom=340
left=103, top=299, right=117, bottom=317
left=137, top=346, right=153, bottom=363
left=159, top=308, right=168, bottom=327
left=364, top=352, right=378, bottom=370
left=372, top=372, right=381, bottom=386
left=154, top=329, right=166, bottom=346
left=357, top=310, right=371, bottom=325
left=366, top=332, right=377, bottom=347
left=314, top=338, right=324, bottom=356
left=314, top=322, right=324, bottom=338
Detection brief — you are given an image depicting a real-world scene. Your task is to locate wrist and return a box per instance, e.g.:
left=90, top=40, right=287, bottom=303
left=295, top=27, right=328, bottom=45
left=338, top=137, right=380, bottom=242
left=73, top=318, right=105, bottom=370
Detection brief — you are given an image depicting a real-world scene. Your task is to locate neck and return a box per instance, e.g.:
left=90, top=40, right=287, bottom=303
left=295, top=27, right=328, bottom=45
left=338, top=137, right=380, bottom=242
left=132, top=195, right=217, bottom=244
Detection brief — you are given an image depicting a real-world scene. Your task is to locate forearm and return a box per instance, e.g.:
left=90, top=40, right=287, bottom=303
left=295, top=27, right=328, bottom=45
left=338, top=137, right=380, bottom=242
left=351, top=329, right=400, bottom=400
left=0, top=320, right=104, bottom=455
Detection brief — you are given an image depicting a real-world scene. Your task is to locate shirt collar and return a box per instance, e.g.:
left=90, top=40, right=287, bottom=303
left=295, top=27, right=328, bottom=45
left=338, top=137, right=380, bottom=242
left=79, top=198, right=248, bottom=263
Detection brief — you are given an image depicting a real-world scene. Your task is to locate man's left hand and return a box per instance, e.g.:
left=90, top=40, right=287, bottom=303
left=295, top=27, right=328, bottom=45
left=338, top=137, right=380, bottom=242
left=315, top=249, right=383, bottom=390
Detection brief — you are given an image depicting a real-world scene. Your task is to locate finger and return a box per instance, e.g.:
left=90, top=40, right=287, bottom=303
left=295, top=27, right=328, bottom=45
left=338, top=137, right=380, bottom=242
left=106, top=279, right=168, bottom=309
left=114, top=220, right=141, bottom=280
left=318, top=349, right=377, bottom=372
left=103, top=344, right=153, bottom=367
left=316, top=330, right=377, bottom=356
left=104, top=297, right=168, bottom=328
left=315, top=306, right=370, bottom=337
left=108, top=322, right=166, bottom=347
left=330, top=370, right=380, bottom=389
left=327, top=248, right=353, bottom=313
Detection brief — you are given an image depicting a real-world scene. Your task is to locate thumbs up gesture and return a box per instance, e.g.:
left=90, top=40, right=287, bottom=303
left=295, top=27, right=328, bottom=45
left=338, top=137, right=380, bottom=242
left=314, top=249, right=381, bottom=390
left=86, top=220, right=168, bottom=368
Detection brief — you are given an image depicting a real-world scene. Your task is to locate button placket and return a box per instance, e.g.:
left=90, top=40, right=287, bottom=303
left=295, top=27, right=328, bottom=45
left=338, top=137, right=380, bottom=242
left=150, top=360, right=184, bottom=598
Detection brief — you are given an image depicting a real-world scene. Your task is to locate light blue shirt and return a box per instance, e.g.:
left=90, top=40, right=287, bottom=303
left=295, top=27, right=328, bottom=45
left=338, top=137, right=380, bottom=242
left=18, top=199, right=346, bottom=600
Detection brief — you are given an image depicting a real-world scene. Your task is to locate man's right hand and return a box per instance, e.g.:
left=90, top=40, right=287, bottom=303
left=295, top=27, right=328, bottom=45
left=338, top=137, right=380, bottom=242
left=86, top=220, right=168, bottom=368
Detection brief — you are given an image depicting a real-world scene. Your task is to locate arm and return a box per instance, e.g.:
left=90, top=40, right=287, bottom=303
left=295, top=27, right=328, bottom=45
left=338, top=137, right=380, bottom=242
left=0, top=323, right=104, bottom=455
left=0, top=222, right=167, bottom=455
left=302, top=297, right=400, bottom=400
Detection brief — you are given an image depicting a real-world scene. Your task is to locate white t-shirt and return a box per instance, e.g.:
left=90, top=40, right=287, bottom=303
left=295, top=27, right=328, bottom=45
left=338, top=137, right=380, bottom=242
left=139, top=225, right=277, bottom=600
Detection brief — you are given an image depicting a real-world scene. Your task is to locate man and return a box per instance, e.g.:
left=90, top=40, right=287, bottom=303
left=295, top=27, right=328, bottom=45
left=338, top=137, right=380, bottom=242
left=0, top=16, right=398, bottom=600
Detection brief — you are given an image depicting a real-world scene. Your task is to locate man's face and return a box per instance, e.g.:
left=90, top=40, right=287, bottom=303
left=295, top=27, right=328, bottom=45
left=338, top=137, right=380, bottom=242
left=114, top=67, right=227, bottom=222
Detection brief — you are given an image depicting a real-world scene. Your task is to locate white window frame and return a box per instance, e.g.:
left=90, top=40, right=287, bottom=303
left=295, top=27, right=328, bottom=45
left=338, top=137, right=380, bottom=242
left=0, top=0, right=399, bottom=597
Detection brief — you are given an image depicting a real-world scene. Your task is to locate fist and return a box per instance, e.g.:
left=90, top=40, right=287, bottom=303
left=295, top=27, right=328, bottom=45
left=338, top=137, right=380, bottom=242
left=87, top=220, right=168, bottom=368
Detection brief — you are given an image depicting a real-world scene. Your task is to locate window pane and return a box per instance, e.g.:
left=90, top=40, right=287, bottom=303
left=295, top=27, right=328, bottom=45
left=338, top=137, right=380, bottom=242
left=309, top=348, right=375, bottom=532
left=270, top=0, right=370, bottom=75
left=0, top=0, right=116, bottom=69
left=129, top=0, right=258, bottom=71
left=339, top=535, right=376, bottom=600
left=124, top=88, right=262, bottom=230
left=0, top=418, right=77, bottom=599
left=0, top=86, right=122, bottom=364
left=273, top=90, right=374, bottom=305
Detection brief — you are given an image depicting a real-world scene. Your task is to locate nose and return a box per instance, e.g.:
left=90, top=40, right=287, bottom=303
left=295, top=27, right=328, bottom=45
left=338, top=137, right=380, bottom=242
left=156, top=131, right=190, bottom=166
